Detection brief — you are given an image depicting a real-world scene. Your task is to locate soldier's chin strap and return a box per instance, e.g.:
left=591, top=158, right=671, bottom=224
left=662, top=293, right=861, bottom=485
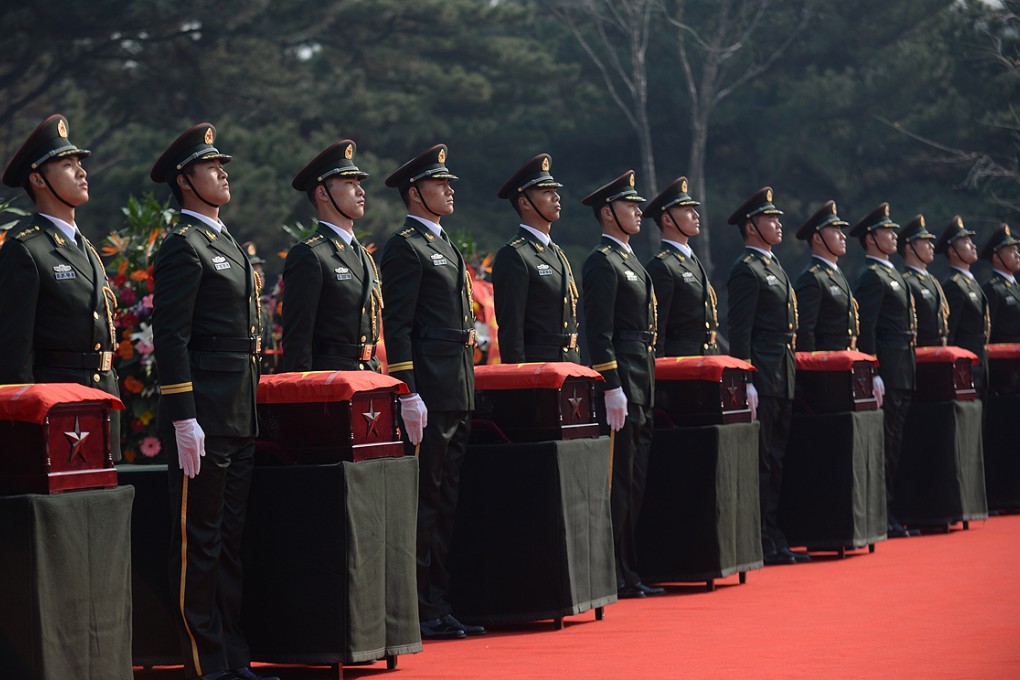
left=748, top=214, right=770, bottom=246
left=181, top=173, right=222, bottom=209
left=36, top=167, right=76, bottom=209
left=818, top=228, right=841, bottom=260
left=868, top=230, right=892, bottom=256
left=323, top=182, right=357, bottom=222
left=666, top=207, right=696, bottom=239
left=608, top=201, right=629, bottom=237
left=523, top=190, right=556, bottom=225
left=949, top=239, right=966, bottom=266
left=908, top=239, right=924, bottom=265
left=412, top=184, right=444, bottom=219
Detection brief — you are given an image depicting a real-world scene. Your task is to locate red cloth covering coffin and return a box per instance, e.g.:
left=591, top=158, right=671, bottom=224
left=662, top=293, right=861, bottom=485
left=794, top=350, right=879, bottom=413
left=256, top=371, right=409, bottom=463
left=472, top=363, right=604, bottom=443
left=987, top=343, right=1020, bottom=396
left=653, top=356, right=755, bottom=427
left=913, top=346, right=978, bottom=402
left=0, top=383, right=123, bottom=494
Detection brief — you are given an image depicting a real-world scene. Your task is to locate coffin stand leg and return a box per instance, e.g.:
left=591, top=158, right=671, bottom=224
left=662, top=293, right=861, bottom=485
left=595, top=606, right=604, bottom=621
left=705, top=579, right=715, bottom=592
left=869, top=543, right=875, bottom=553
left=739, top=571, right=747, bottom=585
left=962, top=520, right=970, bottom=530
left=331, top=662, right=343, bottom=680
left=838, top=546, right=846, bottom=559
left=386, top=655, right=398, bottom=670
left=553, top=617, right=564, bottom=630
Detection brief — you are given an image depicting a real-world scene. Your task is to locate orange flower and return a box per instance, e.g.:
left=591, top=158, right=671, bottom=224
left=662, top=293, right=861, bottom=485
left=117, top=339, right=134, bottom=360
left=123, top=375, right=145, bottom=394
left=130, top=269, right=150, bottom=282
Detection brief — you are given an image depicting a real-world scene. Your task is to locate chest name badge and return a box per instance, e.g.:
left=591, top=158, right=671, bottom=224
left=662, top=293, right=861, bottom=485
left=829, top=285, right=844, bottom=297
left=212, top=255, right=231, bottom=271
left=921, top=288, right=933, bottom=300
left=765, top=274, right=780, bottom=286
left=889, top=281, right=901, bottom=290
left=537, top=263, right=553, bottom=276
left=1007, top=297, right=1017, bottom=305
left=53, top=264, right=75, bottom=280
left=624, top=270, right=639, bottom=282
left=431, top=252, right=448, bottom=266
left=969, top=291, right=979, bottom=301
left=335, top=266, right=353, bottom=281
left=682, top=271, right=695, bottom=283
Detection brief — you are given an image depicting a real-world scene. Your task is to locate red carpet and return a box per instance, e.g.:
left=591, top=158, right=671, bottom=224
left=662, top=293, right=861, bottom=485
left=137, top=515, right=1020, bottom=679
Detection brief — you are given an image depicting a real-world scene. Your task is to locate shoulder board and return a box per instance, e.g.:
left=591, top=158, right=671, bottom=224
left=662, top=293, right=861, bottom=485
left=742, top=254, right=753, bottom=264
left=950, top=273, right=961, bottom=282
left=397, top=227, right=417, bottom=239
left=655, top=250, right=670, bottom=260
left=808, top=263, right=820, bottom=273
left=596, top=244, right=612, bottom=254
left=169, top=223, right=195, bottom=237
left=13, top=224, right=42, bottom=241
left=868, top=263, right=879, bottom=271
left=302, top=233, right=327, bottom=247
left=507, top=236, right=526, bottom=248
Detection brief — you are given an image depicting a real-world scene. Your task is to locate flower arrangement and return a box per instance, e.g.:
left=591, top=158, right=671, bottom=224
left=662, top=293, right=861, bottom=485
left=102, top=194, right=176, bottom=463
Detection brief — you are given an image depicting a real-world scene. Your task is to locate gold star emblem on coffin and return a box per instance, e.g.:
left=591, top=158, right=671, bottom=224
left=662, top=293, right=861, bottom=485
left=64, top=416, right=90, bottom=462
left=725, top=374, right=743, bottom=407
left=567, top=387, right=583, bottom=420
left=362, top=399, right=382, bottom=438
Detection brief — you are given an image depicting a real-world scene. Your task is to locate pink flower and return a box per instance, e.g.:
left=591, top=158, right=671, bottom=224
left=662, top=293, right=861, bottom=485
left=141, top=294, right=154, bottom=310
left=140, top=436, right=161, bottom=458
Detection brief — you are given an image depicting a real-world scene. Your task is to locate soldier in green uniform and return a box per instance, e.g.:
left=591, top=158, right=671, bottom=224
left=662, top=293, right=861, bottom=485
left=491, top=153, right=580, bottom=364
left=242, top=241, right=279, bottom=374
left=726, top=187, right=808, bottom=565
left=850, top=203, right=917, bottom=539
left=150, top=124, right=276, bottom=680
left=581, top=170, right=663, bottom=598
left=793, top=200, right=859, bottom=353
left=282, top=140, right=382, bottom=372
left=937, top=215, right=990, bottom=395
left=644, top=176, right=719, bottom=357
left=0, top=114, right=122, bottom=460
left=899, top=215, right=948, bottom=347
left=981, top=224, right=1020, bottom=344
left=379, top=144, right=484, bottom=639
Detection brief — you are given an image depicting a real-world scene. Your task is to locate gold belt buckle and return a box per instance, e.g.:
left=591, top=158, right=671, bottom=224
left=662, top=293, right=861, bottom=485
left=99, top=351, right=113, bottom=372
left=466, top=328, right=476, bottom=347
left=708, top=330, right=717, bottom=345
left=359, top=343, right=374, bottom=361
left=567, top=333, right=578, bottom=349
left=254, top=336, right=263, bottom=353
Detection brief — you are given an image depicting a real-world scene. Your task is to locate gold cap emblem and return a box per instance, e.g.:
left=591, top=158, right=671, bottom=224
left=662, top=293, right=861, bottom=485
left=204, top=127, right=214, bottom=144
left=541, top=156, right=550, bottom=172
left=919, top=216, right=925, bottom=227
left=629, top=173, right=635, bottom=187
left=955, top=215, right=963, bottom=228
left=246, top=242, right=257, bottom=256
left=344, top=143, right=353, bottom=159
left=884, top=204, right=890, bottom=217
left=1006, top=225, right=1012, bottom=237
left=437, top=148, right=446, bottom=164
left=765, top=188, right=773, bottom=202
left=680, top=178, right=688, bottom=193
left=831, top=202, right=838, bottom=215
left=57, top=119, right=68, bottom=138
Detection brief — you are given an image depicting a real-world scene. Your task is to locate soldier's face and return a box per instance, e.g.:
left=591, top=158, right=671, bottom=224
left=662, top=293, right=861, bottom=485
left=613, top=201, right=642, bottom=234
left=414, top=179, right=454, bottom=215
left=874, top=227, right=897, bottom=254
left=186, top=160, right=230, bottom=206
left=526, top=187, right=561, bottom=222
left=954, top=236, right=978, bottom=264
left=818, top=225, right=846, bottom=256
left=37, top=156, right=89, bottom=206
left=325, top=177, right=365, bottom=220
left=671, top=206, right=700, bottom=236
left=996, top=244, right=1020, bottom=273
left=912, top=238, right=935, bottom=263
left=757, top=214, right=782, bottom=244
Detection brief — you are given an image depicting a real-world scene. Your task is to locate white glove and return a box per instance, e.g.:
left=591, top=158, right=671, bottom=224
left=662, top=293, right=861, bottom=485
left=746, top=383, right=759, bottom=421
left=872, top=374, right=885, bottom=409
left=604, top=387, right=628, bottom=432
left=173, top=418, right=206, bottom=479
left=399, top=393, right=428, bottom=445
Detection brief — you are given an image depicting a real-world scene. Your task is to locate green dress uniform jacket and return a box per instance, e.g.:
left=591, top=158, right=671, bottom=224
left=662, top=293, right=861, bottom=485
left=492, top=228, right=580, bottom=364
left=380, top=217, right=474, bottom=411
left=152, top=216, right=260, bottom=436
left=281, top=224, right=382, bottom=372
left=984, top=272, right=1020, bottom=343
left=0, top=214, right=121, bottom=456
left=726, top=249, right=796, bottom=398
left=854, top=260, right=915, bottom=391
left=943, top=269, right=990, bottom=391
left=581, top=236, right=656, bottom=404
left=793, top=257, right=857, bottom=352
left=902, top=268, right=948, bottom=346
left=646, top=242, right=719, bottom=357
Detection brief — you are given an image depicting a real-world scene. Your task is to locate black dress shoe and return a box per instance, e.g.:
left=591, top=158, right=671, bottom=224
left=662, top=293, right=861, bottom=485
left=784, top=548, right=811, bottom=563
left=617, top=584, right=647, bottom=598
left=887, top=521, right=911, bottom=538
left=420, top=617, right=466, bottom=639
left=231, top=668, right=280, bottom=680
left=634, top=582, right=666, bottom=596
left=444, top=614, right=486, bottom=636
left=763, top=550, right=797, bottom=565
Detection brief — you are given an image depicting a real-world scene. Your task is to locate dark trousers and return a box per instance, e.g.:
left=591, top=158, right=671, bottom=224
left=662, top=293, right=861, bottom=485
left=882, top=388, right=912, bottom=519
left=403, top=410, right=471, bottom=621
left=757, top=396, right=793, bottom=553
left=606, top=401, right=654, bottom=587
left=166, top=434, right=255, bottom=679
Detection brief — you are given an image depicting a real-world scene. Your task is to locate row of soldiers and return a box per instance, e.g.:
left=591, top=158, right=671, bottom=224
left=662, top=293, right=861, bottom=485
left=2, top=115, right=1018, bottom=678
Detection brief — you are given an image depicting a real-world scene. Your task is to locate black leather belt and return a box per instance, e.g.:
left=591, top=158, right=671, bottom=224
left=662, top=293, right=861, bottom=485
left=754, top=330, right=795, bottom=342
left=419, top=327, right=476, bottom=346
left=190, top=336, right=261, bottom=354
left=617, top=330, right=654, bottom=344
left=526, top=332, right=578, bottom=349
left=315, top=341, right=376, bottom=362
left=35, top=350, right=114, bottom=371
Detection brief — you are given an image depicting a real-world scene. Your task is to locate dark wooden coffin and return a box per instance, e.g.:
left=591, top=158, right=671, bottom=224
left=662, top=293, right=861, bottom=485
left=987, top=344, right=1020, bottom=396
left=653, top=357, right=755, bottom=427
left=913, top=346, right=977, bottom=402
left=794, top=352, right=878, bottom=414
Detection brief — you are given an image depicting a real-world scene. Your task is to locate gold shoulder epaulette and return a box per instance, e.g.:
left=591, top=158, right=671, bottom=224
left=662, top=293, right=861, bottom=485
left=170, top=223, right=194, bottom=237
left=398, top=227, right=416, bottom=238
left=596, top=244, right=612, bottom=255
left=656, top=250, right=670, bottom=260
left=13, top=224, right=41, bottom=241
left=742, top=254, right=753, bottom=264
left=950, top=273, right=961, bottom=282
left=809, top=263, right=820, bottom=273
left=508, top=236, right=526, bottom=248
left=303, top=233, right=326, bottom=247
left=868, top=263, right=879, bottom=271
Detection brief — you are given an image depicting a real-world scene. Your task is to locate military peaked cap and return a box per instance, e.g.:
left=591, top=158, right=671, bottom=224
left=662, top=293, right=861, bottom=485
left=497, top=153, right=562, bottom=199
left=795, top=200, right=848, bottom=240
left=849, top=202, right=899, bottom=238
left=644, top=176, right=700, bottom=221
left=385, top=144, right=457, bottom=191
left=150, top=123, right=231, bottom=183
left=292, top=140, right=369, bottom=192
left=3, top=114, right=91, bottom=188
left=896, top=214, right=936, bottom=254
left=727, top=186, right=783, bottom=225
left=934, top=214, right=976, bottom=255
left=980, top=223, right=1020, bottom=260
left=580, top=170, right=644, bottom=206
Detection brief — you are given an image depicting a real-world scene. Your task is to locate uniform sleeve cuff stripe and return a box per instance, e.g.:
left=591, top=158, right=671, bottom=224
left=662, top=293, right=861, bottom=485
left=160, top=382, right=193, bottom=395
left=388, top=361, right=414, bottom=372
left=592, top=361, right=618, bottom=372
